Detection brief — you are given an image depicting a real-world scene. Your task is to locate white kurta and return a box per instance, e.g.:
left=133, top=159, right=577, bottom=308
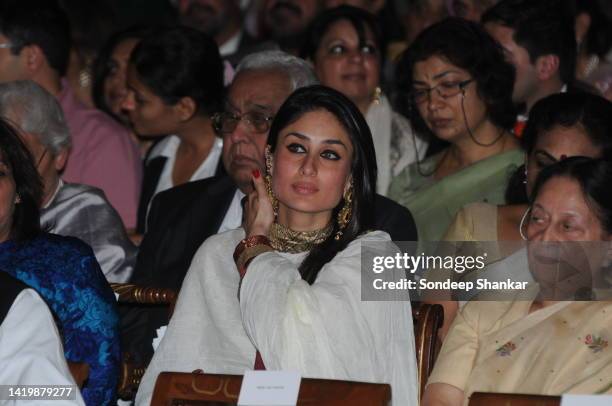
left=0, top=289, right=85, bottom=406
left=136, top=229, right=418, bottom=405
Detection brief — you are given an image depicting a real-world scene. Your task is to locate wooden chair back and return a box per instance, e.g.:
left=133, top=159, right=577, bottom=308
left=111, top=283, right=178, bottom=399
left=110, top=283, right=178, bottom=316
left=469, top=392, right=561, bottom=406
left=412, top=303, right=444, bottom=399
left=151, top=372, right=391, bottom=406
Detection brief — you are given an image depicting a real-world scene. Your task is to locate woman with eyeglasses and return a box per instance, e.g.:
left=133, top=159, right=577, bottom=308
left=388, top=18, right=521, bottom=246
left=302, top=5, right=428, bottom=196
left=121, top=26, right=224, bottom=234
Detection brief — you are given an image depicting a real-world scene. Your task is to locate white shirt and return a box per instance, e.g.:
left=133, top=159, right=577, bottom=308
left=219, top=30, right=243, bottom=57
left=217, top=189, right=246, bottom=233
left=0, top=289, right=85, bottom=406
left=42, top=179, right=64, bottom=210
left=149, top=135, right=224, bottom=198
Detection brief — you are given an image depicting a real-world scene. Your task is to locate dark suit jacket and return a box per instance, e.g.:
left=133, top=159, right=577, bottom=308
left=123, top=176, right=417, bottom=362
left=373, top=194, right=418, bottom=242
left=132, top=173, right=236, bottom=289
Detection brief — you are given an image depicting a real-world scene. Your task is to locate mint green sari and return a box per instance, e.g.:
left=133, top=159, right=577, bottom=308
left=388, top=149, right=523, bottom=246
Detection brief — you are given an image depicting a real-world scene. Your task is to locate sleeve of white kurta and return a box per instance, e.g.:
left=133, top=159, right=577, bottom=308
left=239, top=231, right=419, bottom=406
left=136, top=230, right=255, bottom=406
left=0, top=289, right=85, bottom=406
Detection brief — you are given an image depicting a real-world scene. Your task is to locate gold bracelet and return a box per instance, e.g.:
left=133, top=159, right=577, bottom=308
left=233, top=235, right=272, bottom=263
left=236, top=243, right=273, bottom=273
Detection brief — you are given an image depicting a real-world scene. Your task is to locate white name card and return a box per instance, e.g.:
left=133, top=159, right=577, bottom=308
left=561, top=394, right=612, bottom=406
left=238, top=370, right=301, bottom=406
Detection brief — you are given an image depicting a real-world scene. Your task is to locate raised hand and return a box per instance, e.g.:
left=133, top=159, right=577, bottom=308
left=243, top=169, right=275, bottom=238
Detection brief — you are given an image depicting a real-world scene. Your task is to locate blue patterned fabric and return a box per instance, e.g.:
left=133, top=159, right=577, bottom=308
left=0, top=233, right=120, bottom=405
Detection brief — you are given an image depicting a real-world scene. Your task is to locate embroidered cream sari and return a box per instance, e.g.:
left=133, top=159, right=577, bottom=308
left=428, top=300, right=612, bottom=405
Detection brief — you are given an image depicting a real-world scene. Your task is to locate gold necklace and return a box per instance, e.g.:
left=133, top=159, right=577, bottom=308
left=269, top=222, right=333, bottom=253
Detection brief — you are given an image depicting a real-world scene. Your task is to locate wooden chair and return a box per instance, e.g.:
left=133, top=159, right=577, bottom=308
left=469, top=392, right=561, bottom=406
left=110, top=283, right=178, bottom=317
left=111, top=283, right=178, bottom=399
left=151, top=372, right=391, bottom=406
left=412, top=303, right=444, bottom=399
left=67, top=361, right=89, bottom=389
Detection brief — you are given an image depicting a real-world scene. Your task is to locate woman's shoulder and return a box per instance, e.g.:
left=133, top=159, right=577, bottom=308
left=459, top=300, right=519, bottom=332
left=192, top=228, right=245, bottom=262
left=146, top=135, right=179, bottom=162
left=27, top=233, right=96, bottom=258
left=444, top=203, right=499, bottom=242
left=8, top=235, right=115, bottom=305
left=359, top=230, right=391, bottom=242
left=388, top=153, right=441, bottom=202
left=333, top=230, right=391, bottom=260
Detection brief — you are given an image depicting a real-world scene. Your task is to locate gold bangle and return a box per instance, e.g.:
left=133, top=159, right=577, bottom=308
left=233, top=235, right=271, bottom=263
left=236, top=243, right=273, bottom=272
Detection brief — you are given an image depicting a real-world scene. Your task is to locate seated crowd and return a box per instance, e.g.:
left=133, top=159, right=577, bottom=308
left=0, top=0, right=611, bottom=405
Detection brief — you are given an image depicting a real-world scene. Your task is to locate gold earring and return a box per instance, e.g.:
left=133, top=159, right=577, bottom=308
left=372, top=86, right=382, bottom=105
left=335, top=181, right=353, bottom=240
left=264, top=145, right=278, bottom=216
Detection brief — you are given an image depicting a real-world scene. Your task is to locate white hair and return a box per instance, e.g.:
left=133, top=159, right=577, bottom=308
left=0, top=80, right=71, bottom=154
left=236, top=50, right=319, bottom=91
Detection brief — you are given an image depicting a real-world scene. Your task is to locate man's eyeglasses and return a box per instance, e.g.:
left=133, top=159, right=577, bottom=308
left=212, top=111, right=274, bottom=134
left=411, top=79, right=475, bottom=104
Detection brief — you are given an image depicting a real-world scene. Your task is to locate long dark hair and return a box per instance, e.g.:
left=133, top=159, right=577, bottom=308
left=0, top=118, right=43, bottom=241
left=531, top=157, right=612, bottom=234
left=506, top=93, right=612, bottom=204
left=267, top=85, right=377, bottom=284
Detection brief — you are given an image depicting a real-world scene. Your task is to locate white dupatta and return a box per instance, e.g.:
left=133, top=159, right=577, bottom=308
left=136, top=229, right=418, bottom=406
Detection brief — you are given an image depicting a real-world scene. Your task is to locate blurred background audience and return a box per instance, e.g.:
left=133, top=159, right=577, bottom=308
left=0, top=80, right=136, bottom=283
left=0, top=0, right=142, bottom=230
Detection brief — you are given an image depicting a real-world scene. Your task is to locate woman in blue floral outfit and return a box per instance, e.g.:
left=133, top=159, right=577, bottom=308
left=0, top=118, right=119, bottom=405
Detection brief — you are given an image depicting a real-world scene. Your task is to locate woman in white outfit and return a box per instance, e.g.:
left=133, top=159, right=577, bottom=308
left=136, top=85, right=418, bottom=405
